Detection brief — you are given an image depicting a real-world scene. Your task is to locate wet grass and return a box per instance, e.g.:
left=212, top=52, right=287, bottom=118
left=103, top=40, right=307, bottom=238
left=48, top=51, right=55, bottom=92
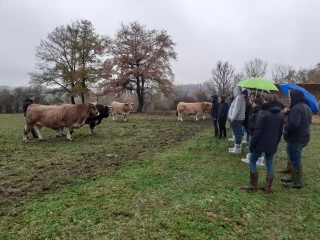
left=0, top=113, right=319, bottom=239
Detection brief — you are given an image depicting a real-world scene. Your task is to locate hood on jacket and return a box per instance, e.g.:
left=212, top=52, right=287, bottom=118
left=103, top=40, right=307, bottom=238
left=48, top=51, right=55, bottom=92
left=290, top=89, right=308, bottom=108
left=211, top=95, right=218, bottom=103
left=233, top=86, right=242, bottom=98
left=261, top=102, right=281, bottom=113
left=220, top=96, right=227, bottom=103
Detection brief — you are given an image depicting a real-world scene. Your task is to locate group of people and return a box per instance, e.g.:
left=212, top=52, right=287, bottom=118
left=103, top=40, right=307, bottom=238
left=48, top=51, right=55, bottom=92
left=211, top=86, right=312, bottom=193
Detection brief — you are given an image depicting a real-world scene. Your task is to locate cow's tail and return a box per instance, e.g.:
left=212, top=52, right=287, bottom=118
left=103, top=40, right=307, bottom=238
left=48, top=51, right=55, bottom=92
left=176, top=111, right=178, bottom=116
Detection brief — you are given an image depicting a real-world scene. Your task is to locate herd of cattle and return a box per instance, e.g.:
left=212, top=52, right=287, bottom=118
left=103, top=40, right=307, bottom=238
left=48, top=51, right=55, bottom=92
left=23, top=101, right=212, bottom=142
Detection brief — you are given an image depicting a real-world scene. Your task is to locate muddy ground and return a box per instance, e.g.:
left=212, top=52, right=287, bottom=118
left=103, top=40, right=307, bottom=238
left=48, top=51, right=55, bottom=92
left=0, top=113, right=213, bottom=216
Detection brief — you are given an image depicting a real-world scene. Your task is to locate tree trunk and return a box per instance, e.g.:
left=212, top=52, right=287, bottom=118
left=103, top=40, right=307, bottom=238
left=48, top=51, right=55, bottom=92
left=81, top=94, right=85, bottom=104
left=137, top=76, right=145, bottom=112
left=71, top=96, right=75, bottom=104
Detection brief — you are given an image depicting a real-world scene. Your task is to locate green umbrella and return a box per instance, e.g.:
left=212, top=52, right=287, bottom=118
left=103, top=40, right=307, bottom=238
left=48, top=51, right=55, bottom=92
left=237, top=78, right=279, bottom=91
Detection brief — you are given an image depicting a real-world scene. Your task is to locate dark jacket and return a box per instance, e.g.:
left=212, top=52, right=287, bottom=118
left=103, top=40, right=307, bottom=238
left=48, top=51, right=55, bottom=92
left=248, top=104, right=261, bottom=136
left=210, top=95, right=219, bottom=119
left=284, top=89, right=312, bottom=143
left=250, top=102, right=284, bottom=154
left=242, top=96, right=251, bottom=128
left=23, top=99, right=34, bottom=117
left=228, top=97, right=234, bottom=110
left=217, top=96, right=228, bottom=120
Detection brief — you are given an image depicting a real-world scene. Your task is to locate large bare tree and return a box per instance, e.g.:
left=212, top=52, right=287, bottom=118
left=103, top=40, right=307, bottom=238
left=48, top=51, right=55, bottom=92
left=204, top=60, right=236, bottom=95
left=271, top=63, right=295, bottom=83
left=307, top=63, right=320, bottom=83
left=29, top=19, right=105, bottom=104
left=244, top=58, right=268, bottom=78
left=98, top=21, right=177, bottom=112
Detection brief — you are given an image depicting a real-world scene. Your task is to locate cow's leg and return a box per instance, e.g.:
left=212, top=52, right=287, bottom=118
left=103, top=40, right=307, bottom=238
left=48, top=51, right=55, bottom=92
left=178, top=111, right=183, bottom=121
left=203, top=114, right=206, bottom=120
left=124, top=114, right=127, bottom=122
left=23, top=123, right=33, bottom=142
left=66, top=127, right=73, bottom=140
left=112, top=112, right=116, bottom=121
left=34, top=125, right=44, bottom=141
left=90, top=123, right=95, bottom=135
left=195, top=114, right=199, bottom=121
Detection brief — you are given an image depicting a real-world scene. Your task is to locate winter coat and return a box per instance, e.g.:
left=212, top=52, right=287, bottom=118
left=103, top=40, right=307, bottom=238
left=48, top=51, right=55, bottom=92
left=284, top=89, right=312, bottom=143
left=210, top=95, right=219, bottom=119
left=228, top=87, right=246, bottom=122
left=217, top=96, right=228, bottom=120
left=23, top=99, right=34, bottom=117
left=250, top=102, right=284, bottom=154
left=242, top=96, right=251, bottom=128
left=247, top=105, right=261, bottom=136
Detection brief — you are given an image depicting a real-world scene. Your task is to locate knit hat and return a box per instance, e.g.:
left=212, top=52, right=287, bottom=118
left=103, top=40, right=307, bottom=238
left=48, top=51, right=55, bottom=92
left=242, top=89, right=248, bottom=96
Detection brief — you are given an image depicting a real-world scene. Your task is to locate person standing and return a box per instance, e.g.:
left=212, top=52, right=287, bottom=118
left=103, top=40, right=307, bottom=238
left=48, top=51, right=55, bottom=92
left=241, top=89, right=251, bottom=144
left=281, top=89, right=312, bottom=188
left=228, top=87, right=246, bottom=153
left=23, top=95, right=38, bottom=138
left=241, top=98, right=264, bottom=166
left=217, top=96, right=228, bottom=139
left=211, top=95, right=219, bottom=137
left=241, top=94, right=284, bottom=193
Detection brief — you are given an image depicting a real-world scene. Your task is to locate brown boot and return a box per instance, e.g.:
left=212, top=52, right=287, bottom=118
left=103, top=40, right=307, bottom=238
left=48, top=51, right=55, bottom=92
left=242, top=171, right=258, bottom=190
left=278, top=161, right=292, bottom=174
left=260, top=173, right=274, bottom=194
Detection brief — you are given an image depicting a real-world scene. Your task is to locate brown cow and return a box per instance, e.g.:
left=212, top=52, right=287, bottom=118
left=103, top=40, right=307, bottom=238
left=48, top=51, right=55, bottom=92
left=176, top=102, right=212, bottom=121
left=23, top=103, right=99, bottom=142
left=110, top=101, right=134, bottom=121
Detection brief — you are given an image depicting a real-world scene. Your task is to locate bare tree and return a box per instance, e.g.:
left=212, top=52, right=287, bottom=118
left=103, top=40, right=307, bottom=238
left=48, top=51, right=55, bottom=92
left=307, top=63, right=320, bottom=83
left=29, top=19, right=105, bottom=104
left=233, top=72, right=245, bottom=87
left=98, top=21, right=177, bottom=112
left=244, top=58, right=268, bottom=78
left=204, top=60, right=236, bottom=95
left=271, top=63, right=295, bottom=83
left=294, top=68, right=309, bottom=83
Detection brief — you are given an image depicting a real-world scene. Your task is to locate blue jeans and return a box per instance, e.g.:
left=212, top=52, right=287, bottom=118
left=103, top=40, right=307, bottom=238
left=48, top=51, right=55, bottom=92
left=248, top=136, right=263, bottom=157
left=230, top=120, right=243, bottom=144
left=250, top=151, right=274, bottom=173
left=242, top=126, right=249, bottom=142
left=286, top=143, right=308, bottom=169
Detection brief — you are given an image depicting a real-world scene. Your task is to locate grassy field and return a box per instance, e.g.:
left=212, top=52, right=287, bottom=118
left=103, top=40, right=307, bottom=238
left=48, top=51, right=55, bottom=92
left=0, top=112, right=319, bottom=239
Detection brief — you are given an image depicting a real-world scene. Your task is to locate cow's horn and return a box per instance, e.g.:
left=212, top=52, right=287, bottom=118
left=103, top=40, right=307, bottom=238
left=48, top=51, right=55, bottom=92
left=92, top=101, right=97, bottom=105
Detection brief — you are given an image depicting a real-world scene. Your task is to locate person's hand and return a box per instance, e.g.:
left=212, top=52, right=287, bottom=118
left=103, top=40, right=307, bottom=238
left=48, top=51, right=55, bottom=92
left=283, top=108, right=289, bottom=113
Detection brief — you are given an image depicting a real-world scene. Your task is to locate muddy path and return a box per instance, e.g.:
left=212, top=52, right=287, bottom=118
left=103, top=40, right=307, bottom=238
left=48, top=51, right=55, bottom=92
left=0, top=113, right=213, bottom=216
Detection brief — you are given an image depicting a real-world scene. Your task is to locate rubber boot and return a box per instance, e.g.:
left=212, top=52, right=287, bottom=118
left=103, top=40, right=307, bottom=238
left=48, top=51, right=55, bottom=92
left=241, top=153, right=251, bottom=164
left=260, top=173, right=274, bottom=194
left=257, top=156, right=265, bottom=166
left=242, top=171, right=258, bottom=190
left=228, top=135, right=235, bottom=142
left=229, top=144, right=241, bottom=153
left=279, top=161, right=292, bottom=174
left=242, top=133, right=248, bottom=144
left=283, top=168, right=302, bottom=188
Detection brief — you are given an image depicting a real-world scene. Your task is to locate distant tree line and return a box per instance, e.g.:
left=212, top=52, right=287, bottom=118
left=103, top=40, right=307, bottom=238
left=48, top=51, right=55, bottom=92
left=205, top=58, right=320, bottom=95
left=0, top=85, right=68, bottom=113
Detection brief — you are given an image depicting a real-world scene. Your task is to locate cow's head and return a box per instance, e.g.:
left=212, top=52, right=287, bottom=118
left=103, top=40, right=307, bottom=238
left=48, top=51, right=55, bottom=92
left=88, top=102, right=100, bottom=116
left=125, top=102, right=134, bottom=111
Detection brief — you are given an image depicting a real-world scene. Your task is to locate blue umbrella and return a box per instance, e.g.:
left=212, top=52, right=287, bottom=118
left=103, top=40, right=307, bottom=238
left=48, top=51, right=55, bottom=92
left=279, top=83, right=319, bottom=112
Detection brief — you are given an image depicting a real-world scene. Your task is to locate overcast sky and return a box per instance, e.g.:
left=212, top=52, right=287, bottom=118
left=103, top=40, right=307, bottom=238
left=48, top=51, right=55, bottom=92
left=1, top=0, right=320, bottom=87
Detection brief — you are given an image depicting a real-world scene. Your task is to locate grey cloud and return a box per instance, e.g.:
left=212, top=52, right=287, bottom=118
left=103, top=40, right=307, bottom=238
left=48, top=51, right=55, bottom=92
left=1, top=0, right=320, bottom=87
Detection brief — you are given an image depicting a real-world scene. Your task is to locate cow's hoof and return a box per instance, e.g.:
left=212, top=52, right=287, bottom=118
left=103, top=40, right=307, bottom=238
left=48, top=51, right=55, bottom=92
left=68, top=138, right=73, bottom=141
left=39, top=138, right=46, bottom=141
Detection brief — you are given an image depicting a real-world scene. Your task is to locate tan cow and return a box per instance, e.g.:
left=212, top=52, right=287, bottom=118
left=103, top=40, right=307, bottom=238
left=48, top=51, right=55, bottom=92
left=23, top=103, right=99, bottom=142
left=176, top=102, right=212, bottom=121
left=110, top=101, right=134, bottom=121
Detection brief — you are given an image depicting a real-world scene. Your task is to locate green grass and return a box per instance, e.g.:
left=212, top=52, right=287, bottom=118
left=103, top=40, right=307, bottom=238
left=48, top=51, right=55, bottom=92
left=0, top=113, right=319, bottom=239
